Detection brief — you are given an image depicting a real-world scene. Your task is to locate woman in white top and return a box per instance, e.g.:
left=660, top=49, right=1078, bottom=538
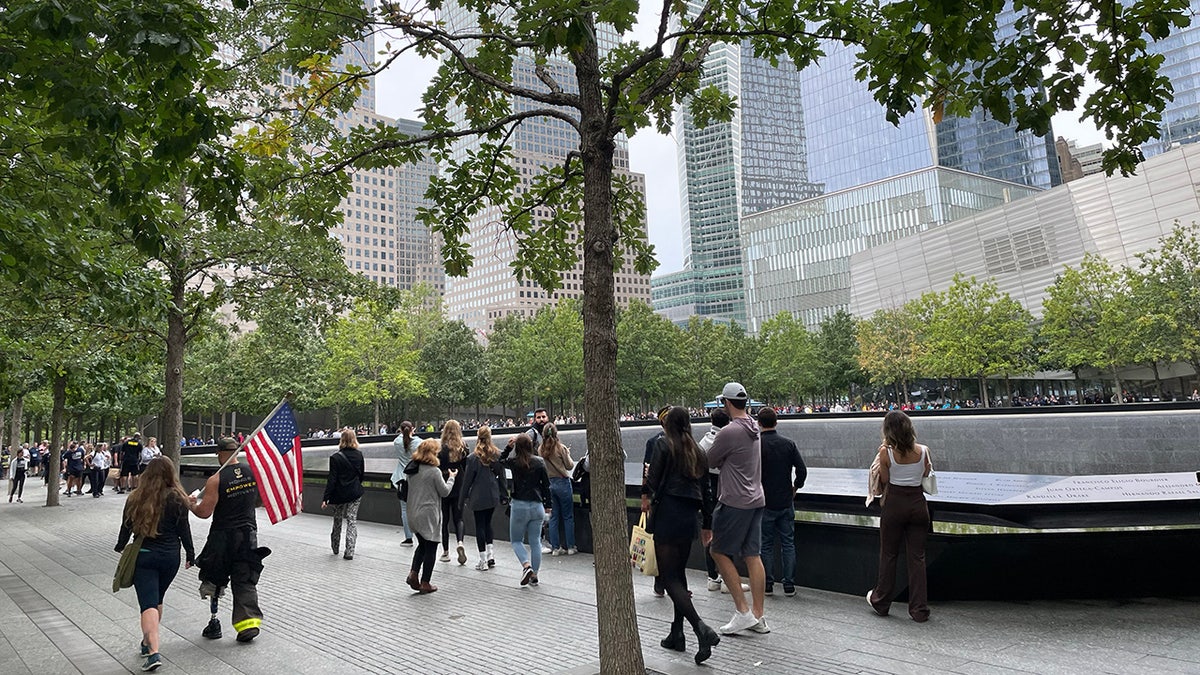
left=867, top=410, right=932, bottom=622
left=391, top=421, right=419, bottom=545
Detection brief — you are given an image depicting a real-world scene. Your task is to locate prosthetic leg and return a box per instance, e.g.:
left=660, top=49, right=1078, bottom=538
left=200, top=580, right=224, bottom=639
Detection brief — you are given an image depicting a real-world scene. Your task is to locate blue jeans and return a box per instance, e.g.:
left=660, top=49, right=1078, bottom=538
left=760, top=507, right=796, bottom=585
left=399, top=497, right=413, bottom=540
left=509, top=499, right=545, bottom=571
left=547, top=477, right=575, bottom=549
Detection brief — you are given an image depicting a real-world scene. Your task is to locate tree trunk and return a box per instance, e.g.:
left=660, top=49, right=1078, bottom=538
left=1073, top=368, right=1083, bottom=404
left=10, top=395, right=23, bottom=459
left=1111, top=366, right=1124, bottom=404
left=1004, top=376, right=1012, bottom=406
left=573, top=18, right=644, bottom=673
left=163, top=273, right=187, bottom=464
left=373, top=399, right=380, bottom=434
left=47, top=374, right=66, bottom=506
left=978, top=375, right=990, bottom=408
left=1150, top=362, right=1164, bottom=400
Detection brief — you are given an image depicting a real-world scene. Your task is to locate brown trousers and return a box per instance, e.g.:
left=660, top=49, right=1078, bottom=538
left=870, top=484, right=930, bottom=621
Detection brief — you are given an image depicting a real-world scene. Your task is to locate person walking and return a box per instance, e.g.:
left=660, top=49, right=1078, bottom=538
left=437, top=420, right=469, bottom=565
left=404, top=439, right=458, bottom=593
left=189, top=438, right=268, bottom=643
left=114, top=457, right=195, bottom=672
left=322, top=429, right=365, bottom=560
left=756, top=407, right=807, bottom=597
left=90, top=443, right=113, bottom=497
left=458, top=426, right=508, bottom=571
left=706, top=382, right=769, bottom=635
left=390, top=421, right=418, bottom=545
left=8, top=444, right=28, bottom=503
left=642, top=406, right=671, bottom=596
left=540, top=423, right=577, bottom=556
left=502, top=434, right=551, bottom=587
left=644, top=407, right=721, bottom=664
left=867, top=410, right=933, bottom=622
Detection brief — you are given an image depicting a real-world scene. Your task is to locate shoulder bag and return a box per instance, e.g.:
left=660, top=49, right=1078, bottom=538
left=920, top=447, right=938, bottom=495
left=112, top=535, right=145, bottom=592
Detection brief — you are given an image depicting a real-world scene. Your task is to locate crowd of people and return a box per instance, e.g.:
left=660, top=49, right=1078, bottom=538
left=1, top=433, right=166, bottom=503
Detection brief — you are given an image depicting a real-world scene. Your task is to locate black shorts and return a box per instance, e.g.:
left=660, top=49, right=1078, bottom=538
left=67, top=468, right=83, bottom=478
left=120, top=463, right=141, bottom=477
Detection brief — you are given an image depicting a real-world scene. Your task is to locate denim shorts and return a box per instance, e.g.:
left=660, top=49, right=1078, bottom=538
left=710, top=503, right=764, bottom=559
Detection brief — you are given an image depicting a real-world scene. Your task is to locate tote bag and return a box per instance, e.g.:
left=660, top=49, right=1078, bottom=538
left=629, top=512, right=658, bottom=577
left=112, top=535, right=145, bottom=592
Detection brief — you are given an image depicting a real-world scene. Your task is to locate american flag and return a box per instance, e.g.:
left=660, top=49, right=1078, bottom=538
left=243, top=400, right=304, bottom=524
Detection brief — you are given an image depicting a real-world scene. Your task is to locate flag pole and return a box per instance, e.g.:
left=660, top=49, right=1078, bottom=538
left=195, top=392, right=294, bottom=498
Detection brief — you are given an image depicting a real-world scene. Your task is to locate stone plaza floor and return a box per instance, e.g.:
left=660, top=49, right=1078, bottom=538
left=0, top=478, right=1197, bottom=674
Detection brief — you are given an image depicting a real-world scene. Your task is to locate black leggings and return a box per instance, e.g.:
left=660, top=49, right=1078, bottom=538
left=8, top=469, right=25, bottom=499
left=474, top=508, right=495, bottom=551
left=441, top=498, right=464, bottom=550
left=411, top=534, right=438, bottom=584
left=133, top=549, right=180, bottom=613
left=657, top=537, right=702, bottom=633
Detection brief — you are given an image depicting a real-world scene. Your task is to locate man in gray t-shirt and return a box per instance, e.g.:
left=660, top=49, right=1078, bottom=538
left=706, top=382, right=769, bottom=636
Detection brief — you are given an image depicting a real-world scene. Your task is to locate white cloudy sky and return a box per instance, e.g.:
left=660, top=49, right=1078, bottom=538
left=374, top=5, right=1105, bottom=276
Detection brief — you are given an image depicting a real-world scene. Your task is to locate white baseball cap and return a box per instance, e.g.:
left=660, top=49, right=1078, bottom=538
left=717, top=382, right=748, bottom=402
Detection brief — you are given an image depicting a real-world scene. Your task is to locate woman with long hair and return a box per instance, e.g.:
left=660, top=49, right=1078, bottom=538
left=867, top=410, right=933, bottom=622
left=644, top=406, right=720, bottom=664
left=437, top=419, right=469, bottom=564
left=540, top=423, right=577, bottom=555
left=322, top=429, right=365, bottom=560
left=404, top=439, right=457, bottom=593
left=459, top=426, right=508, bottom=570
left=7, top=444, right=28, bottom=503
left=501, top=433, right=551, bottom=586
left=390, top=420, right=418, bottom=545
left=114, top=457, right=195, bottom=672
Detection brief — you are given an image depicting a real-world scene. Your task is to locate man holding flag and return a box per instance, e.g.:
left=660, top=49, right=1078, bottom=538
left=188, top=398, right=302, bottom=642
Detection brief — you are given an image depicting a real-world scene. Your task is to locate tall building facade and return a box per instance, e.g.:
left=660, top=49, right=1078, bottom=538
left=655, top=30, right=821, bottom=327
left=656, top=5, right=1061, bottom=328
left=438, top=4, right=651, bottom=334
left=1139, top=0, right=1200, bottom=157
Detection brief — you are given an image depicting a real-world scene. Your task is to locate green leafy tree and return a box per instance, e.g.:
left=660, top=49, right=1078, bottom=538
left=815, top=309, right=865, bottom=404
left=616, top=300, right=687, bottom=412
left=1135, top=222, right=1200, bottom=381
left=681, top=316, right=729, bottom=406
left=527, top=300, right=586, bottom=414
left=485, top=314, right=537, bottom=417
left=322, top=298, right=428, bottom=431
left=419, top=319, right=489, bottom=419
left=857, top=305, right=926, bottom=405
left=755, top=312, right=817, bottom=405
left=921, top=275, right=1035, bottom=407
left=1125, top=266, right=1178, bottom=399
left=1041, top=254, right=1138, bottom=403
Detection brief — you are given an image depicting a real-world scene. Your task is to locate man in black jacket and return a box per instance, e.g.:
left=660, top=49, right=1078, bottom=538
left=756, top=407, right=807, bottom=597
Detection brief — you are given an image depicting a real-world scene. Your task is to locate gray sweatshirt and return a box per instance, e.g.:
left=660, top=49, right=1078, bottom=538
left=706, top=416, right=765, bottom=509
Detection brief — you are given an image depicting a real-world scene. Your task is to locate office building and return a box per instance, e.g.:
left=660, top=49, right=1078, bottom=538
left=848, top=144, right=1200, bottom=318
left=742, top=167, right=1038, bottom=331
left=1139, top=0, right=1200, bottom=157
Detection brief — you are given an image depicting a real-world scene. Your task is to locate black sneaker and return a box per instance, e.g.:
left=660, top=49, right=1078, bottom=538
left=202, top=618, right=222, bottom=640
left=521, top=566, right=534, bottom=586
left=783, top=583, right=796, bottom=597
left=765, top=582, right=774, bottom=596
left=236, top=627, right=259, bottom=643
left=141, top=653, right=162, bottom=672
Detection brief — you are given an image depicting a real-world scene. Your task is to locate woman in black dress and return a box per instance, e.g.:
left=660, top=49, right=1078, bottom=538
left=644, top=406, right=720, bottom=664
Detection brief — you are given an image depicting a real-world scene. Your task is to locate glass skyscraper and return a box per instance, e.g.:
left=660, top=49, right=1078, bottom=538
left=1138, top=0, right=1200, bottom=157
left=656, top=4, right=1061, bottom=328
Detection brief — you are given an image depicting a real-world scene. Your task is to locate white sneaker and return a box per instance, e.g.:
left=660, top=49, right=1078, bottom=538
left=719, top=610, right=759, bottom=635
left=721, top=582, right=750, bottom=594
left=706, top=578, right=722, bottom=592
left=551, top=548, right=567, bottom=556
left=541, top=546, right=553, bottom=554
left=748, top=616, right=771, bottom=634
left=474, top=560, right=489, bottom=571
left=439, top=551, right=451, bottom=562
left=566, top=547, right=578, bottom=555
left=456, top=544, right=467, bottom=565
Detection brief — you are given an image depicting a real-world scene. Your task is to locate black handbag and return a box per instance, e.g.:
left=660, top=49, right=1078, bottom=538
left=397, top=479, right=408, bottom=502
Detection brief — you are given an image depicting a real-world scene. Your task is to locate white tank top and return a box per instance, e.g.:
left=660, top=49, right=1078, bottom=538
left=887, top=446, right=926, bottom=487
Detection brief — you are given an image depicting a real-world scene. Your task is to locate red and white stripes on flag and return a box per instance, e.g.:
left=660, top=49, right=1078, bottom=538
left=242, top=400, right=304, bottom=524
